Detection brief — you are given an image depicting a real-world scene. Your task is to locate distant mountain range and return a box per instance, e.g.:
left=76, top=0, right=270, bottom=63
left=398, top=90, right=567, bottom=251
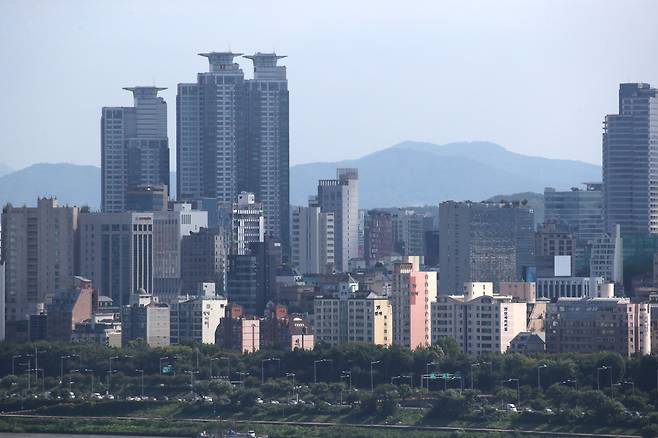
left=0, top=163, right=100, bottom=209
left=0, top=163, right=13, bottom=178
left=290, top=141, right=600, bottom=208
left=0, top=141, right=600, bottom=211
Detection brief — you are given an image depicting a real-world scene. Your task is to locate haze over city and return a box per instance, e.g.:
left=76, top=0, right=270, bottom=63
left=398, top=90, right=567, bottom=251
left=4, top=2, right=658, bottom=438
left=1, top=0, right=658, bottom=170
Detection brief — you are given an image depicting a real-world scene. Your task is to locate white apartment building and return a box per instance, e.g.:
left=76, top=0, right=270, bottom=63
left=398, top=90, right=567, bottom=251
left=290, top=203, right=335, bottom=274
left=431, top=282, right=527, bottom=356
left=170, top=292, right=228, bottom=344
left=314, top=291, right=392, bottom=346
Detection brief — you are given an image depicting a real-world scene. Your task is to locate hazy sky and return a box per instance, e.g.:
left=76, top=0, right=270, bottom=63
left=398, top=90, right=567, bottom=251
left=1, top=0, right=657, bottom=171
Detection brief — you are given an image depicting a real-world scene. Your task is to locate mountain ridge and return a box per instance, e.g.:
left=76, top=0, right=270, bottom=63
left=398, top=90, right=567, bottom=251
left=0, top=141, right=601, bottom=210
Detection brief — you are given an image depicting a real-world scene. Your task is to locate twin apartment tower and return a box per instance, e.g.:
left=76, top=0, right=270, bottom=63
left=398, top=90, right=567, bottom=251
left=101, top=52, right=289, bottom=249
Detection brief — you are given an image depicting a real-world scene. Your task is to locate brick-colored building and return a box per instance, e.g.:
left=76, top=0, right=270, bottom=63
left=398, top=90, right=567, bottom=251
left=46, top=276, right=94, bottom=341
left=546, top=297, right=651, bottom=357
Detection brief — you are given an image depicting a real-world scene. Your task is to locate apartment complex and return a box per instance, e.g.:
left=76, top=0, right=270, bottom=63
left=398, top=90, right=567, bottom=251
left=1, top=198, right=79, bottom=324
left=290, top=202, right=335, bottom=274
left=430, top=282, right=527, bottom=356
left=317, top=169, right=359, bottom=272
left=170, top=294, right=228, bottom=344
left=390, top=256, right=437, bottom=349
left=546, top=297, right=651, bottom=357
left=176, top=52, right=289, bottom=250
left=314, top=291, right=392, bottom=346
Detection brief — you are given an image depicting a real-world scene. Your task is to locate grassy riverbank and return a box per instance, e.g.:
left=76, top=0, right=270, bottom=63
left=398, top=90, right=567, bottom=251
left=0, top=399, right=646, bottom=438
left=0, top=415, right=515, bottom=438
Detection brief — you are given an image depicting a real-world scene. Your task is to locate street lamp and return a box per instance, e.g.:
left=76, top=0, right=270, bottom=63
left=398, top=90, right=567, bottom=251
left=261, top=357, right=281, bottom=384
left=237, top=371, right=249, bottom=385
left=185, top=370, right=199, bottom=398
left=75, top=368, right=95, bottom=395
left=159, top=356, right=170, bottom=375
left=314, top=359, right=332, bottom=384
left=286, top=373, right=296, bottom=403
left=28, top=347, right=46, bottom=387
left=107, top=356, right=120, bottom=396
left=503, top=378, right=520, bottom=405
left=370, top=360, right=381, bottom=392
left=596, top=366, right=609, bottom=391
left=425, top=361, right=439, bottom=391
left=220, top=357, right=231, bottom=380
left=135, top=369, right=145, bottom=398
left=210, top=358, right=218, bottom=380
left=341, top=371, right=352, bottom=391
left=19, top=361, right=31, bottom=393
left=470, top=363, right=482, bottom=390
left=560, top=379, right=578, bottom=390
left=60, top=355, right=71, bottom=385
left=391, top=375, right=413, bottom=388
left=12, top=355, right=22, bottom=375
left=537, top=364, right=548, bottom=390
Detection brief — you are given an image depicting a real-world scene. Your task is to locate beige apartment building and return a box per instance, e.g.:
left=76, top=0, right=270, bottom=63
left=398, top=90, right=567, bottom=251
left=314, top=291, right=392, bottom=346
left=431, top=282, right=527, bottom=356
left=1, top=198, right=79, bottom=328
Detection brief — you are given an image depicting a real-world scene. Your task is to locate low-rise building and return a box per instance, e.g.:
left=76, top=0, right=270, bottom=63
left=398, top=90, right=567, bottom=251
left=261, top=303, right=314, bottom=351
left=509, top=331, right=546, bottom=353
left=121, top=292, right=170, bottom=347
left=536, top=276, right=605, bottom=299
left=170, top=289, right=228, bottom=344
left=46, top=276, right=95, bottom=341
left=215, top=304, right=260, bottom=353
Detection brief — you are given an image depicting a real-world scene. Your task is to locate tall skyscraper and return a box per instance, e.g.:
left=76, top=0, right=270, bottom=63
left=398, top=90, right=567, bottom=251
left=439, top=201, right=535, bottom=294
left=243, top=53, right=290, bottom=254
left=1, top=198, right=79, bottom=325
left=317, top=169, right=359, bottom=272
left=177, top=52, right=245, bottom=204
left=101, top=87, right=169, bottom=213
left=603, top=83, right=658, bottom=234
left=177, top=52, right=289, bottom=252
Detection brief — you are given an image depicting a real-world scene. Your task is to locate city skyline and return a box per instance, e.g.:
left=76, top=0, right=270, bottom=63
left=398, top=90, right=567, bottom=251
left=2, top=0, right=658, bottom=171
